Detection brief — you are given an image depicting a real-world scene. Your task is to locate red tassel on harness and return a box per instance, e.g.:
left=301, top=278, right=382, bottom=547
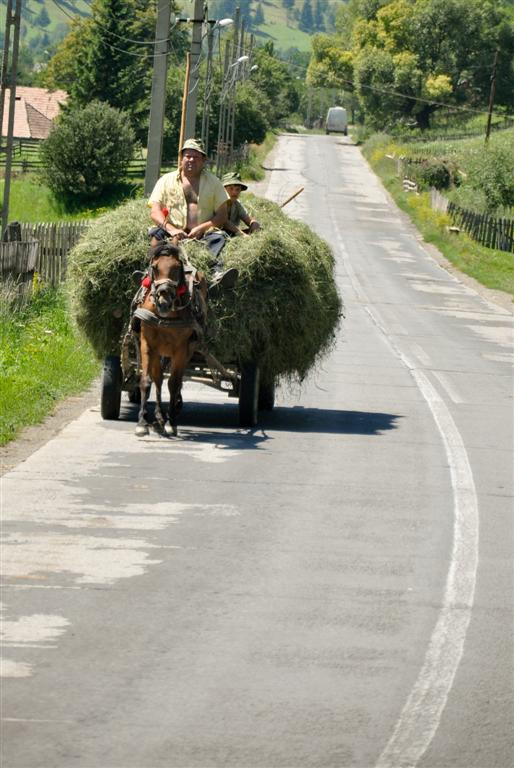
left=142, top=275, right=152, bottom=288
left=177, top=284, right=187, bottom=296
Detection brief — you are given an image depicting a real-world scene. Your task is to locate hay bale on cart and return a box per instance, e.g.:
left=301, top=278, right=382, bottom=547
left=67, top=196, right=342, bottom=424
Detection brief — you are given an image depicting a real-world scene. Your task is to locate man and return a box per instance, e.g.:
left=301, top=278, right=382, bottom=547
left=148, top=138, right=238, bottom=290
left=222, top=171, right=261, bottom=237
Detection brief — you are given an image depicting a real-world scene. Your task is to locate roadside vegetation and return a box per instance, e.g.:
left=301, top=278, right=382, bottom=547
left=361, top=130, right=514, bottom=296
left=0, top=282, right=99, bottom=446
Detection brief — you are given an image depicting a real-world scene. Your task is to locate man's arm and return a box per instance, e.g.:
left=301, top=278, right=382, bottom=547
left=150, top=201, right=187, bottom=239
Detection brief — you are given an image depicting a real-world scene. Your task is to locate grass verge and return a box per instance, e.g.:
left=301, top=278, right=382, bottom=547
left=239, top=132, right=278, bottom=181
left=362, top=139, right=514, bottom=298
left=0, top=282, right=100, bottom=446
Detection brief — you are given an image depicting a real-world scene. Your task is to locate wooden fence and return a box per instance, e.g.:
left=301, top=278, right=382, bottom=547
left=446, top=203, right=514, bottom=253
left=387, top=155, right=514, bottom=254
left=1, top=221, right=90, bottom=291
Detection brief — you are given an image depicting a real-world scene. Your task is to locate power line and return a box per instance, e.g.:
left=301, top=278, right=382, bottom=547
left=48, top=0, right=181, bottom=57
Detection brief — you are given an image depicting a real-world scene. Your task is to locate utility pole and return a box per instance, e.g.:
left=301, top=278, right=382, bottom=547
left=1, top=0, right=21, bottom=237
left=201, top=22, right=214, bottom=155
left=144, top=0, right=171, bottom=196
left=216, top=39, right=231, bottom=176
left=184, top=0, right=205, bottom=141
left=228, top=18, right=243, bottom=156
left=0, top=0, right=13, bottom=151
left=485, top=49, right=499, bottom=144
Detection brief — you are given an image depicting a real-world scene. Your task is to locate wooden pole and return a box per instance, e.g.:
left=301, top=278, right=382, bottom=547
left=178, top=52, right=191, bottom=164
left=485, top=50, right=499, bottom=144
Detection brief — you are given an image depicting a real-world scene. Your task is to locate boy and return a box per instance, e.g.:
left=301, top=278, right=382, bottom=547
left=222, top=172, right=261, bottom=237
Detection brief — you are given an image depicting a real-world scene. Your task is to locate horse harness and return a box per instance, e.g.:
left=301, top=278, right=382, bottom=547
left=132, top=254, right=203, bottom=330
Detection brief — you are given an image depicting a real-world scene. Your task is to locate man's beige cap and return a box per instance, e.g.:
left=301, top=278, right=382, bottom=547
left=180, top=138, right=207, bottom=156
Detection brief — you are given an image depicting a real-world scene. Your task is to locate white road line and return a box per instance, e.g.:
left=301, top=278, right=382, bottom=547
left=330, top=206, right=479, bottom=767
left=376, top=365, right=478, bottom=768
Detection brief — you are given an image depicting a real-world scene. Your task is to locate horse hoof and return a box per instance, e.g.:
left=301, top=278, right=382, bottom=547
left=135, top=424, right=149, bottom=436
left=164, top=423, right=178, bottom=437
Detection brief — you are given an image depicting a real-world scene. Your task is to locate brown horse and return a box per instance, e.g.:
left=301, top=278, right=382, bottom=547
left=134, top=241, right=204, bottom=437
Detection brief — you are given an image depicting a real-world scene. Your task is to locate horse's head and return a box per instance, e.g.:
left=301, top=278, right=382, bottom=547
left=149, top=242, right=187, bottom=315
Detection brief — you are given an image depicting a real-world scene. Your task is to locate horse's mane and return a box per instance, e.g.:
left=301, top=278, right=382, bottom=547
left=151, top=240, right=182, bottom=261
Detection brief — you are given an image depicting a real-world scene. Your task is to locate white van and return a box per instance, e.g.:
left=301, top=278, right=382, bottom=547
left=325, top=106, right=348, bottom=135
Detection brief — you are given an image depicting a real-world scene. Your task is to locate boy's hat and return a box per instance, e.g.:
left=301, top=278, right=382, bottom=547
left=180, top=138, right=207, bottom=156
left=222, top=171, right=248, bottom=190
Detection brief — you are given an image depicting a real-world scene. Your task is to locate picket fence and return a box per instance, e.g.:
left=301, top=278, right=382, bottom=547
left=0, top=221, right=90, bottom=289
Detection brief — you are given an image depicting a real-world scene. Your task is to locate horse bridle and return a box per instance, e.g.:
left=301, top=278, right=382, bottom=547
left=150, top=272, right=190, bottom=314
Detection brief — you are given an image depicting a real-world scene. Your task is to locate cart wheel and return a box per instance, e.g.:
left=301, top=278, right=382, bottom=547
left=101, top=356, right=122, bottom=420
left=239, top=361, right=260, bottom=427
left=258, top=377, right=275, bottom=411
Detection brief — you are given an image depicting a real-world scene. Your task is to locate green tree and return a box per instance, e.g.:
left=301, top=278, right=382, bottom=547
left=234, top=82, right=270, bottom=146
left=40, top=0, right=187, bottom=143
left=36, top=7, right=50, bottom=27
left=254, top=3, right=265, bottom=26
left=313, top=0, right=324, bottom=31
left=316, top=0, right=514, bottom=130
left=40, top=101, right=136, bottom=200
left=300, top=0, right=314, bottom=32
left=252, top=42, right=300, bottom=125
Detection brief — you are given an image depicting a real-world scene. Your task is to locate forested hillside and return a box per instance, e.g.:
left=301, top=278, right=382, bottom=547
left=1, top=0, right=341, bottom=72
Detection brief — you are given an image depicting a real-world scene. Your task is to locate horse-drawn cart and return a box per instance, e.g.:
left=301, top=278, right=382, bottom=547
left=68, top=197, right=341, bottom=435
left=100, top=323, right=275, bottom=429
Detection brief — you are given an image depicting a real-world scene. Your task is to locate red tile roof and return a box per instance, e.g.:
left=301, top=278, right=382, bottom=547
left=2, top=86, right=68, bottom=140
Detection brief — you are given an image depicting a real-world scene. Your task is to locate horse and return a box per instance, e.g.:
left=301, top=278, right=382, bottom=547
left=133, top=240, right=205, bottom=437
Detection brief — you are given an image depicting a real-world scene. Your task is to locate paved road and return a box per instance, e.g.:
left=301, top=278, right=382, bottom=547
left=2, top=135, right=513, bottom=768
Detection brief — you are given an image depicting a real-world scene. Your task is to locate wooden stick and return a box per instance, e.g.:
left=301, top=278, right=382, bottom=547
left=178, top=53, right=191, bottom=164
left=280, top=186, right=304, bottom=208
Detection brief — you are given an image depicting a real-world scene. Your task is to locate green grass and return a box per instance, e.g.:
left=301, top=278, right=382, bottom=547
left=0, top=283, right=100, bottom=446
left=364, top=146, right=514, bottom=297
left=1, top=174, right=144, bottom=223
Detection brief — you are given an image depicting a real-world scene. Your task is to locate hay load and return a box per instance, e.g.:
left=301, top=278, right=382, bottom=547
left=68, top=196, right=342, bottom=382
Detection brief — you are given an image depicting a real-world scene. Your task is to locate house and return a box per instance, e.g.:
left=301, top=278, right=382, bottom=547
left=1, top=86, right=68, bottom=141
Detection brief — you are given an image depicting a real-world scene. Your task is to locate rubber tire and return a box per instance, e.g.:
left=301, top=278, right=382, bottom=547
left=239, top=362, right=260, bottom=427
left=258, top=377, right=275, bottom=411
left=101, top=355, right=122, bottom=420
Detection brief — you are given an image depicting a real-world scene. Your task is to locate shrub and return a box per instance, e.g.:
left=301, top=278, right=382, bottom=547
left=403, top=157, right=459, bottom=190
left=40, top=101, right=136, bottom=201
left=466, top=145, right=514, bottom=213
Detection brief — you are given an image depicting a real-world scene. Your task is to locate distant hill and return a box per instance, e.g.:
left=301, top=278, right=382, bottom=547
left=6, top=0, right=342, bottom=61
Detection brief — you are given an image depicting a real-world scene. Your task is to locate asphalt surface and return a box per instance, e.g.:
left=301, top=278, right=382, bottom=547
left=1, top=134, right=513, bottom=768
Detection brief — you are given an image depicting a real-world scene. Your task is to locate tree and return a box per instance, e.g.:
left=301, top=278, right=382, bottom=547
left=40, top=101, right=136, bottom=200
left=233, top=82, right=270, bottom=146
left=313, top=0, right=514, bottom=130
left=307, top=34, right=353, bottom=90
left=314, top=0, right=324, bottom=31
left=300, top=0, right=314, bottom=32
left=254, top=3, right=265, bottom=26
left=36, top=7, right=50, bottom=27
left=40, top=0, right=188, bottom=143
left=251, top=42, right=300, bottom=125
